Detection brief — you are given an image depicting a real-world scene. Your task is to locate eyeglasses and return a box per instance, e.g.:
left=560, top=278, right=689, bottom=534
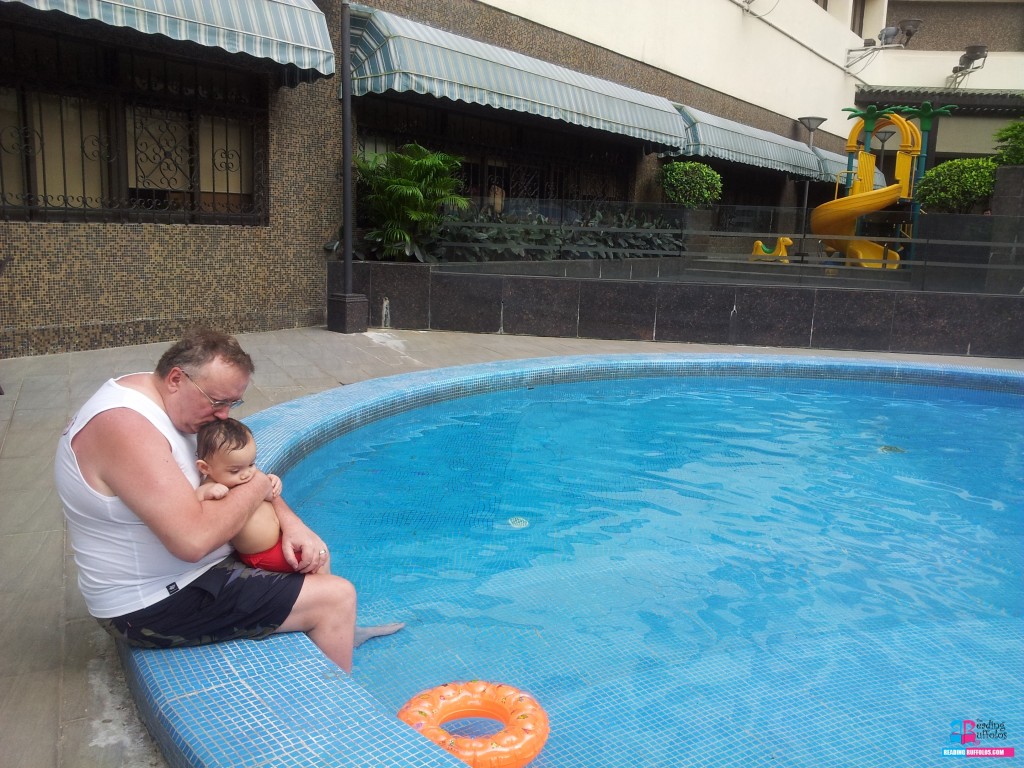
left=182, top=370, right=244, bottom=410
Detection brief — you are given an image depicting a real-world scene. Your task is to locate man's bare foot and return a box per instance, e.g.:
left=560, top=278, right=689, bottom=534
left=353, top=623, right=405, bottom=648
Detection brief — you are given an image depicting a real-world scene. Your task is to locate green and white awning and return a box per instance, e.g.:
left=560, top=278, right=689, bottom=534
left=813, top=148, right=887, bottom=188
left=4, top=0, right=335, bottom=77
left=670, top=104, right=822, bottom=178
left=347, top=6, right=689, bottom=149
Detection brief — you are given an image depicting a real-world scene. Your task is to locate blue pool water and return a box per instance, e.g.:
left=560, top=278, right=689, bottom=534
left=281, top=369, right=1023, bottom=767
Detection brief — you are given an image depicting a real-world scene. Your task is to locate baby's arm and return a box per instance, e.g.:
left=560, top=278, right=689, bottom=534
left=266, top=473, right=283, bottom=500
left=196, top=482, right=230, bottom=502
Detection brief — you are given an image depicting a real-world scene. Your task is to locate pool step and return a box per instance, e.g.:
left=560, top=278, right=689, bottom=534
left=121, top=635, right=464, bottom=768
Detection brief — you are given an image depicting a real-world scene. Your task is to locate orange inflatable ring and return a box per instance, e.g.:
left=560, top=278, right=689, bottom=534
left=397, top=680, right=549, bottom=768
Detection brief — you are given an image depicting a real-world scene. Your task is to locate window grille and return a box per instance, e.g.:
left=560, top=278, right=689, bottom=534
left=356, top=95, right=632, bottom=210
left=0, top=26, right=268, bottom=224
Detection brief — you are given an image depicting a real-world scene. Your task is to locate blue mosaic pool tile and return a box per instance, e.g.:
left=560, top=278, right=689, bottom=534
left=122, top=635, right=466, bottom=768
left=123, top=354, right=1023, bottom=768
left=247, top=354, right=1024, bottom=480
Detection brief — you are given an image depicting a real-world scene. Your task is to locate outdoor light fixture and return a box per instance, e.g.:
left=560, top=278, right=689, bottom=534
left=948, top=44, right=988, bottom=87
left=953, top=44, right=988, bottom=72
left=797, top=116, right=826, bottom=261
left=897, top=18, right=922, bottom=44
left=849, top=19, right=922, bottom=68
left=874, top=128, right=896, bottom=177
left=878, top=18, right=921, bottom=47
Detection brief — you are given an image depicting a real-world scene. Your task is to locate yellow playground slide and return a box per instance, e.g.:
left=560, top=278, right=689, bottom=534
left=809, top=184, right=904, bottom=269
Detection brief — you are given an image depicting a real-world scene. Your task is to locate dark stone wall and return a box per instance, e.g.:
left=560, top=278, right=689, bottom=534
left=345, top=261, right=1024, bottom=359
left=985, top=165, right=1024, bottom=294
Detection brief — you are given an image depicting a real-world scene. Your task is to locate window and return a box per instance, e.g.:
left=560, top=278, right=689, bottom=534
left=357, top=95, right=632, bottom=209
left=0, top=27, right=268, bottom=224
left=850, top=0, right=866, bottom=37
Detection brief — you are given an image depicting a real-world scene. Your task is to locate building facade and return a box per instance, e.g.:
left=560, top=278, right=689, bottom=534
left=1, top=0, right=1022, bottom=357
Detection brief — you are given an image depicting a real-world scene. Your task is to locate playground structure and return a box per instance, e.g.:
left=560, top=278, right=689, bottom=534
left=809, top=111, right=923, bottom=270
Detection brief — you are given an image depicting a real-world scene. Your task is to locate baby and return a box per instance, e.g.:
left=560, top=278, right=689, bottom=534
left=195, top=418, right=328, bottom=574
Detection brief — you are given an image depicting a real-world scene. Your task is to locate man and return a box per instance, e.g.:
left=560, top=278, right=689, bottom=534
left=55, top=328, right=399, bottom=673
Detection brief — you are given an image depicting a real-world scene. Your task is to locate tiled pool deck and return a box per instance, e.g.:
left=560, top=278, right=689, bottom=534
left=2, top=327, right=1022, bottom=767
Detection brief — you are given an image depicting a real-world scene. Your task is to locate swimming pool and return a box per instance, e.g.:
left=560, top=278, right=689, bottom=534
left=247, top=355, right=1023, bottom=768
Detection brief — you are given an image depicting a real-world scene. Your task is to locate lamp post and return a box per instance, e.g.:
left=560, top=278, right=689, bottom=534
left=341, top=0, right=353, bottom=295
left=874, top=127, right=896, bottom=180
left=328, top=0, right=369, bottom=333
left=798, top=116, right=826, bottom=261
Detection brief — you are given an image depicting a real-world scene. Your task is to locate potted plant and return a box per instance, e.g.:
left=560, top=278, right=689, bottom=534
left=355, top=143, right=470, bottom=262
left=658, top=161, right=723, bottom=209
left=658, top=160, right=722, bottom=251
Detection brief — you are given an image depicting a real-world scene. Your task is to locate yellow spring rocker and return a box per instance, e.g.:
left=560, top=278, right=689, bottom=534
left=750, top=236, right=793, bottom=264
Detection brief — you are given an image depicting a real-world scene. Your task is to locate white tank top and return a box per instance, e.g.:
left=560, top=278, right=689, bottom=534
left=55, top=377, right=231, bottom=618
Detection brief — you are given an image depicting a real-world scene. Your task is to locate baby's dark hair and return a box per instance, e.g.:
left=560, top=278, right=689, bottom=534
left=196, top=418, right=254, bottom=461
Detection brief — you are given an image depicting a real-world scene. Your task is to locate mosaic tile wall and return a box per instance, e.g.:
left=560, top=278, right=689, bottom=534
left=0, top=4, right=345, bottom=359
left=887, top=1, right=1024, bottom=52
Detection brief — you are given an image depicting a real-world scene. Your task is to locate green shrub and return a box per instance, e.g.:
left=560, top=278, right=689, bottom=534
left=659, top=161, right=723, bottom=208
left=355, top=143, right=470, bottom=261
left=915, top=157, right=997, bottom=214
left=438, top=207, right=685, bottom=261
left=993, top=120, right=1024, bottom=166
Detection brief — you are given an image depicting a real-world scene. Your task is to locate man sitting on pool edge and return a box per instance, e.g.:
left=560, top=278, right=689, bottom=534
left=55, top=327, right=401, bottom=673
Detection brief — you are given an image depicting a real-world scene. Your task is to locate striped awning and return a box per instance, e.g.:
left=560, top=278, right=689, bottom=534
left=669, top=104, right=822, bottom=178
left=347, top=6, right=689, bottom=150
left=813, top=148, right=887, bottom=188
left=4, top=0, right=335, bottom=78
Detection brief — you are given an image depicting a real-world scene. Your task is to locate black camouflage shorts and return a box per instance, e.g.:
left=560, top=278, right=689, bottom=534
left=98, top=555, right=305, bottom=649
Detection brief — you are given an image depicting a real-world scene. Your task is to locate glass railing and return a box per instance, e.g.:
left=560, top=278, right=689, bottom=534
left=432, top=200, right=1024, bottom=296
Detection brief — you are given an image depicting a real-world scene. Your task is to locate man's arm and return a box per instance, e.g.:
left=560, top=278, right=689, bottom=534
left=271, top=495, right=329, bottom=573
left=72, top=408, right=271, bottom=562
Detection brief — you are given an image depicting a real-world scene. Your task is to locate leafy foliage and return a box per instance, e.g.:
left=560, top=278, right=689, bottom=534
left=438, top=207, right=686, bottom=261
left=915, top=157, right=997, bottom=214
left=658, top=161, right=723, bottom=208
left=843, top=104, right=898, bottom=141
left=355, top=143, right=470, bottom=261
left=993, top=120, right=1024, bottom=166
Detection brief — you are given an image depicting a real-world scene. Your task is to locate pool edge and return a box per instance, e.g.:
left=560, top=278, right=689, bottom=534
left=126, top=353, right=1024, bottom=768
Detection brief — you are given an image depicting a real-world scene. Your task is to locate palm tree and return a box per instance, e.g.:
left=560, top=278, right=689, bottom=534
left=842, top=104, right=898, bottom=152
left=894, top=102, right=957, bottom=189
left=356, top=143, right=471, bottom=262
